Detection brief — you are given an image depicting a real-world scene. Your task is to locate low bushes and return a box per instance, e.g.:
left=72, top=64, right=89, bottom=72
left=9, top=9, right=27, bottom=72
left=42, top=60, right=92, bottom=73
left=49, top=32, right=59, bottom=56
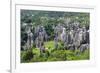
left=21, top=49, right=33, bottom=62
left=21, top=49, right=89, bottom=63
left=21, top=41, right=89, bottom=63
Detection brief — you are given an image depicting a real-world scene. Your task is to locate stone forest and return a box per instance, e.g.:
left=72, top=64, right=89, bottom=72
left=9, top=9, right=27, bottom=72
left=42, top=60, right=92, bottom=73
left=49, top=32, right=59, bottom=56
left=21, top=10, right=90, bottom=63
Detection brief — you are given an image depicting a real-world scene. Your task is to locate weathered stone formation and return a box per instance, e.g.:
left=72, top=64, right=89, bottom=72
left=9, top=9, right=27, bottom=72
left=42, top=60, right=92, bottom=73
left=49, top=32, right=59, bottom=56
left=25, top=23, right=33, bottom=49
left=21, top=21, right=89, bottom=53
left=21, top=23, right=48, bottom=51
left=21, top=23, right=34, bottom=50
left=60, top=28, right=67, bottom=43
left=53, top=21, right=89, bottom=52
left=80, top=44, right=89, bottom=53
left=54, top=32, right=59, bottom=49
left=34, top=26, right=48, bottom=52
left=54, top=24, right=64, bottom=49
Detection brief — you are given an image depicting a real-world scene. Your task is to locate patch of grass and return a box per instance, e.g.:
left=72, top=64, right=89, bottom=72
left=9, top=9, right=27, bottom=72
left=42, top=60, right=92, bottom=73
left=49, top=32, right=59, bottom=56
left=44, top=41, right=55, bottom=49
left=32, top=48, right=40, bottom=57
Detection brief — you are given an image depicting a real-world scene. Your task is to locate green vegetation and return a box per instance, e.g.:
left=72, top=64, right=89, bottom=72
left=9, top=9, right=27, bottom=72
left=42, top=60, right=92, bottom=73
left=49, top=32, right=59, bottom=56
left=21, top=41, right=89, bottom=63
left=21, top=49, right=33, bottom=62
left=21, top=10, right=90, bottom=63
left=44, top=41, right=55, bottom=49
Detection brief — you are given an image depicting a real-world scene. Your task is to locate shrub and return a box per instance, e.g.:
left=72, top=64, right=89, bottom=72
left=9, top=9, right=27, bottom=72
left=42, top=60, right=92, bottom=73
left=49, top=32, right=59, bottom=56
left=21, top=45, right=89, bottom=62
left=21, top=49, right=33, bottom=62
left=50, top=50, right=67, bottom=61
left=30, top=55, right=47, bottom=62
left=57, top=44, right=64, bottom=50
left=32, top=48, right=40, bottom=57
